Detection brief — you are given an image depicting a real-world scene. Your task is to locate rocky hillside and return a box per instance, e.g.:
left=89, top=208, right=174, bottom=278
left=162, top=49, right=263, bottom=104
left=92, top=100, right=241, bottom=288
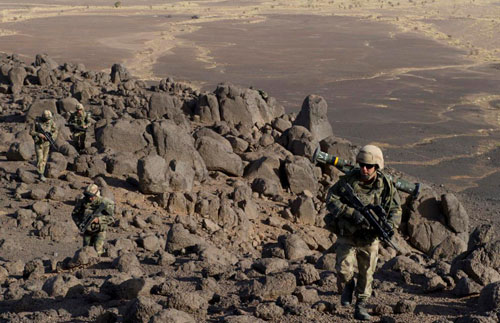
left=0, top=52, right=499, bottom=322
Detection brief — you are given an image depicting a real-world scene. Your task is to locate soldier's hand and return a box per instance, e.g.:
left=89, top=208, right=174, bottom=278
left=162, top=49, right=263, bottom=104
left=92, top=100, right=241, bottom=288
left=92, top=217, right=100, bottom=224
left=352, top=210, right=365, bottom=225
left=39, top=134, right=46, bottom=140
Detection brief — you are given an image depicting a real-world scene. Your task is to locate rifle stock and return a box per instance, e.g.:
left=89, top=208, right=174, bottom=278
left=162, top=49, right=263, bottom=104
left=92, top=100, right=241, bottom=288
left=338, top=182, right=401, bottom=252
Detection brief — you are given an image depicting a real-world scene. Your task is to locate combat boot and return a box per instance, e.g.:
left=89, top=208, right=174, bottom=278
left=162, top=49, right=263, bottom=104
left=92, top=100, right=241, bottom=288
left=354, top=300, right=371, bottom=321
left=39, top=175, right=46, bottom=182
left=340, top=279, right=355, bottom=306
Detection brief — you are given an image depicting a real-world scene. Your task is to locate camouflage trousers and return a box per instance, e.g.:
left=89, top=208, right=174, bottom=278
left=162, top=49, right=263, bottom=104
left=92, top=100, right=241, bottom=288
left=335, top=236, right=379, bottom=301
left=83, top=231, right=106, bottom=256
left=35, top=142, right=50, bottom=175
left=72, top=132, right=86, bottom=151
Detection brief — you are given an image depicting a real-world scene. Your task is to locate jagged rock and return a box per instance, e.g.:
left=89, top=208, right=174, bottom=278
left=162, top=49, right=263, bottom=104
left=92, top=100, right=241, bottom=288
left=34, top=53, right=59, bottom=70
left=244, top=155, right=281, bottom=182
left=140, top=235, right=162, bottom=252
left=295, top=264, right=320, bottom=286
left=394, top=299, right=416, bottom=314
left=114, top=253, right=144, bottom=277
left=15, top=208, right=36, bottom=228
left=106, top=152, right=138, bottom=176
left=165, top=223, right=206, bottom=254
left=30, top=188, right=47, bottom=200
left=47, top=186, right=67, bottom=201
left=478, top=281, right=500, bottom=312
left=195, top=192, right=220, bottom=220
left=150, top=308, right=196, bottom=323
left=441, top=193, right=469, bottom=234
left=423, top=273, right=447, bottom=292
left=316, top=253, right=336, bottom=271
left=37, top=66, right=55, bottom=86
left=451, top=240, right=500, bottom=286
left=255, top=302, right=284, bottom=321
left=279, top=125, right=317, bottom=158
left=123, top=296, right=162, bottom=323
left=165, top=290, right=209, bottom=319
left=151, top=119, right=207, bottom=182
left=148, top=92, right=183, bottom=119
left=272, top=117, right=292, bottom=133
left=71, top=80, right=99, bottom=102
left=8, top=66, right=26, bottom=88
left=137, top=155, right=169, bottom=194
left=407, top=188, right=450, bottom=255
left=246, top=272, right=297, bottom=300
left=468, top=224, right=496, bottom=251
left=69, top=247, right=98, bottom=267
left=96, top=118, right=149, bottom=153
left=42, top=274, right=83, bottom=297
left=284, top=155, right=318, bottom=194
left=290, top=193, right=317, bottom=225
left=252, top=258, right=289, bottom=275
left=431, top=234, right=467, bottom=261
left=25, top=99, right=57, bottom=122
left=57, top=97, right=81, bottom=115
left=111, top=63, right=130, bottom=83
left=196, top=136, right=243, bottom=176
left=293, top=94, right=333, bottom=142
left=453, top=277, right=482, bottom=296
left=294, top=286, right=320, bottom=303
left=46, top=152, right=68, bottom=178
left=0, top=266, right=8, bottom=284
left=23, top=258, right=45, bottom=280
left=195, top=92, right=220, bottom=123
left=215, top=83, right=284, bottom=127
left=7, top=141, right=34, bottom=161
left=226, top=135, right=249, bottom=154
left=251, top=177, right=281, bottom=197
left=280, top=234, right=312, bottom=261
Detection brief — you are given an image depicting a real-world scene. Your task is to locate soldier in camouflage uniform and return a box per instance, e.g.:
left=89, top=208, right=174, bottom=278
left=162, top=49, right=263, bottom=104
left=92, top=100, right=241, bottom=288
left=67, top=103, right=92, bottom=151
left=71, top=184, right=115, bottom=256
left=325, top=145, right=402, bottom=321
left=30, top=110, right=58, bottom=181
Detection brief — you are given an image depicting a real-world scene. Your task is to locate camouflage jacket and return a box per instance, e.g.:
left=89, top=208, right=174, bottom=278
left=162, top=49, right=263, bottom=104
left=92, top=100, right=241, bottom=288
left=71, top=195, right=115, bottom=233
left=68, top=111, right=91, bottom=132
left=30, top=118, right=58, bottom=145
left=325, top=169, right=402, bottom=241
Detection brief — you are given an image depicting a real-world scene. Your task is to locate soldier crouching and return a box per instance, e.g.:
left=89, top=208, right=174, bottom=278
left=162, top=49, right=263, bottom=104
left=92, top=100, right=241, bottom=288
left=71, top=184, right=115, bottom=256
left=325, top=145, right=402, bottom=321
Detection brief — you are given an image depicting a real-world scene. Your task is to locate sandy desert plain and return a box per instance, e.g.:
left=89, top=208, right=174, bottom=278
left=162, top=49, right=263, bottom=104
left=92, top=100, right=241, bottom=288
left=2, top=0, right=500, bottom=196
left=0, top=0, right=500, bottom=322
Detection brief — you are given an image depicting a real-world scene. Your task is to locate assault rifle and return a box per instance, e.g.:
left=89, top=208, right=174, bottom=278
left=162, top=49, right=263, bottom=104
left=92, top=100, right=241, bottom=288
left=337, top=181, right=400, bottom=252
left=36, top=123, right=58, bottom=151
left=77, top=202, right=107, bottom=233
left=313, top=147, right=420, bottom=198
left=66, top=123, right=88, bottom=132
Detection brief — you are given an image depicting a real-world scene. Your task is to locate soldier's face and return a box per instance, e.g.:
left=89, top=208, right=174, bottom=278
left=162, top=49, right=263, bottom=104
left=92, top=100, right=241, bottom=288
left=360, top=163, right=376, bottom=182
left=77, top=110, right=84, bottom=116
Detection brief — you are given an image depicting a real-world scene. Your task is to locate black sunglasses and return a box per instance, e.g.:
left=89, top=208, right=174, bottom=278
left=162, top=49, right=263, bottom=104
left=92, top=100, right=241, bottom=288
left=359, top=163, right=375, bottom=169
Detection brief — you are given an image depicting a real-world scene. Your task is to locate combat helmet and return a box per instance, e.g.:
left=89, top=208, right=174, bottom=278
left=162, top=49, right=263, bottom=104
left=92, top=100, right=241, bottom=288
left=76, top=103, right=84, bottom=111
left=42, top=110, right=53, bottom=120
left=84, top=184, right=101, bottom=197
left=356, top=145, right=384, bottom=170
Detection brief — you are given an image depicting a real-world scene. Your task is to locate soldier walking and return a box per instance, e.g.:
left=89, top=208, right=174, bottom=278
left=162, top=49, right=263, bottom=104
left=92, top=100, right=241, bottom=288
left=30, top=110, right=58, bottom=181
left=71, top=184, right=115, bottom=256
left=325, top=145, right=402, bottom=321
left=67, top=103, right=91, bottom=151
